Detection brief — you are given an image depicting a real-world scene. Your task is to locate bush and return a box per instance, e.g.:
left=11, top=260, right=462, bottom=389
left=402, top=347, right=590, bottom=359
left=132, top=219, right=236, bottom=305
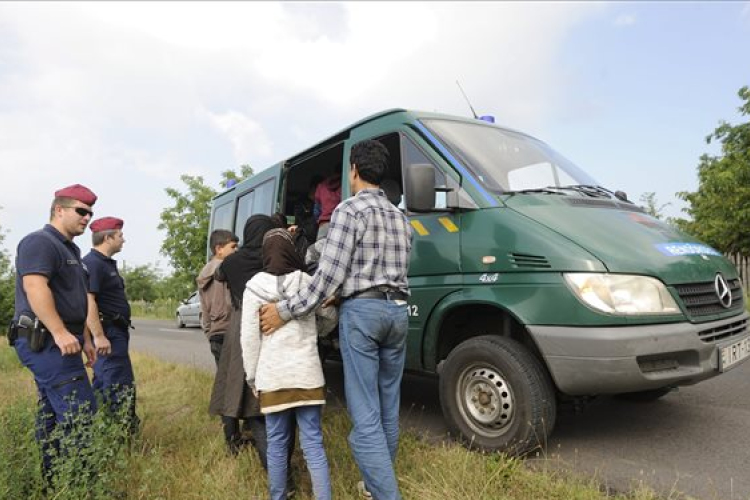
left=0, top=390, right=135, bottom=500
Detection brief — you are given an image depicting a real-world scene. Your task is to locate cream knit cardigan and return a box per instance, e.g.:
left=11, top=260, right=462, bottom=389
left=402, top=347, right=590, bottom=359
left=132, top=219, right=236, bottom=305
left=241, top=270, right=336, bottom=411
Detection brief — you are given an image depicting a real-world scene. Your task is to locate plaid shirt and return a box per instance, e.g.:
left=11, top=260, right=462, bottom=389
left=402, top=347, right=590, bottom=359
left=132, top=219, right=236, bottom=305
left=277, top=188, right=412, bottom=321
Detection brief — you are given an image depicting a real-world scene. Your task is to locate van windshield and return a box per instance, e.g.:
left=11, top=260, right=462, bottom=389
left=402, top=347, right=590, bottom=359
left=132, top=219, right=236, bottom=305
left=422, top=119, right=600, bottom=195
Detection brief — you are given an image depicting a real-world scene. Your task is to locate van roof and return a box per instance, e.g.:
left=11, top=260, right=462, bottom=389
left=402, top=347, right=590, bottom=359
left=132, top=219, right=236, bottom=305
left=211, top=108, right=530, bottom=201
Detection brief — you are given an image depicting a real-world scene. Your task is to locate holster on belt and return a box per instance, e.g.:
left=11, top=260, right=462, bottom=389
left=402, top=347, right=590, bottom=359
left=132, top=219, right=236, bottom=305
left=7, top=321, right=18, bottom=347
left=100, top=312, right=132, bottom=330
left=16, top=314, right=47, bottom=352
left=13, top=315, right=84, bottom=352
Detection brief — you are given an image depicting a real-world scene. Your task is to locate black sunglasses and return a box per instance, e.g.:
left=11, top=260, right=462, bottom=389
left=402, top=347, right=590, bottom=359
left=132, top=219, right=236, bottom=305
left=65, top=206, right=94, bottom=217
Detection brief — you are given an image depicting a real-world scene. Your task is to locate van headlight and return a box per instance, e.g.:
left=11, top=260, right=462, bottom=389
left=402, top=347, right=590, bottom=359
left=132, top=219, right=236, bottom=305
left=564, top=273, right=680, bottom=315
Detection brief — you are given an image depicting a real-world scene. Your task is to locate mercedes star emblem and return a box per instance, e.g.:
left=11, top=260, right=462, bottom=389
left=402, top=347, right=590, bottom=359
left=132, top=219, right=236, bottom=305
left=714, top=274, right=732, bottom=309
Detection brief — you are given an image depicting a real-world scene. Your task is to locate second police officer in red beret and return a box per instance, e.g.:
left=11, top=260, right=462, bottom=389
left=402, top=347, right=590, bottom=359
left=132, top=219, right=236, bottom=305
left=10, top=184, right=102, bottom=482
left=83, top=216, right=140, bottom=434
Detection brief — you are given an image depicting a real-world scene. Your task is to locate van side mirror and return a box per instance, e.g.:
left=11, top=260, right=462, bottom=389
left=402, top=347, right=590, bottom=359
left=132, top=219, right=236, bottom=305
left=405, top=164, right=436, bottom=212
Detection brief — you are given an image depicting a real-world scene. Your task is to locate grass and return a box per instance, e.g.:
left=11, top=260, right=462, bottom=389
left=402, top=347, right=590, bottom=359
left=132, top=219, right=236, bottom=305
left=0, top=343, right=666, bottom=500
left=130, top=299, right=180, bottom=321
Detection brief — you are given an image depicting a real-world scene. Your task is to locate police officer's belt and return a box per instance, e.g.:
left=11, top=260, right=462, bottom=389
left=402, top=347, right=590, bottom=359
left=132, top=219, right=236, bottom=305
left=15, top=321, right=85, bottom=337
left=100, top=313, right=131, bottom=329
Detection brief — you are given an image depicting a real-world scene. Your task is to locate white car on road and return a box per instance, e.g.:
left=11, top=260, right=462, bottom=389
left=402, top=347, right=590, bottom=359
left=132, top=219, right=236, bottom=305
left=176, top=291, right=202, bottom=328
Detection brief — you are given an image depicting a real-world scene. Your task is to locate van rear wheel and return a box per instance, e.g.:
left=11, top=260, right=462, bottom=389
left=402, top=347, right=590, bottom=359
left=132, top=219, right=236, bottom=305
left=439, top=335, right=556, bottom=456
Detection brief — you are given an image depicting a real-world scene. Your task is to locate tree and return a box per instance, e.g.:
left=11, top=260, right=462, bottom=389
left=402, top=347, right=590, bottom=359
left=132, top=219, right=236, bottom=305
left=638, top=192, right=671, bottom=220
left=220, top=164, right=254, bottom=189
left=154, top=272, right=194, bottom=302
left=675, top=86, right=750, bottom=257
left=0, top=214, right=15, bottom=328
left=121, top=264, right=161, bottom=302
left=158, top=166, right=254, bottom=292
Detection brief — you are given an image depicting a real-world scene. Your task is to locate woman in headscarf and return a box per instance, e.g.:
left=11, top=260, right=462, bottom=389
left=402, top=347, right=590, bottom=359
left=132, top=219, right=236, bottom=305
left=209, top=214, right=278, bottom=460
left=241, top=228, right=336, bottom=500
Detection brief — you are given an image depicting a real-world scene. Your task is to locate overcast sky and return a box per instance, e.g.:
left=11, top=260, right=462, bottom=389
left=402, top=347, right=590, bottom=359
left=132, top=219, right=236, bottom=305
left=1, top=1, right=748, bottom=273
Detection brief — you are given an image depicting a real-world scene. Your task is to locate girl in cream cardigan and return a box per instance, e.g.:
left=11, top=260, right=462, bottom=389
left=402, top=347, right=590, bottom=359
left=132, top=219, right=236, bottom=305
left=241, top=228, right=336, bottom=500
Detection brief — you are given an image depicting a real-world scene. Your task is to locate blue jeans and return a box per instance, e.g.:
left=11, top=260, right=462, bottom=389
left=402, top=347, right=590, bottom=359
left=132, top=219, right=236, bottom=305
left=266, top=405, right=330, bottom=500
left=339, top=298, right=408, bottom=500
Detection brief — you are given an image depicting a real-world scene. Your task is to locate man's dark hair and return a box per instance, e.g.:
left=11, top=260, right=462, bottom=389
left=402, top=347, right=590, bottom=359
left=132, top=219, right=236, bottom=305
left=350, top=140, right=389, bottom=186
left=210, top=229, right=238, bottom=255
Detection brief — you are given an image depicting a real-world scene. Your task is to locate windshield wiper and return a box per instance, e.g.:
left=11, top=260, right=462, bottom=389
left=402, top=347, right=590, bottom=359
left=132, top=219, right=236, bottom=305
left=504, top=187, right=568, bottom=196
left=554, top=184, right=614, bottom=199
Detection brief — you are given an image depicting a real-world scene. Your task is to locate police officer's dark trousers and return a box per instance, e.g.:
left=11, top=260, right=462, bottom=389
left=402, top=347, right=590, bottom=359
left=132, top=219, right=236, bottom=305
left=14, top=333, right=97, bottom=478
left=92, top=324, right=139, bottom=434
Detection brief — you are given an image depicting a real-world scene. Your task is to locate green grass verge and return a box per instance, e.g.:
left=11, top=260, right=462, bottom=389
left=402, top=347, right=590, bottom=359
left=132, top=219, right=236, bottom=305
left=0, top=344, right=664, bottom=500
left=130, top=299, right=180, bottom=321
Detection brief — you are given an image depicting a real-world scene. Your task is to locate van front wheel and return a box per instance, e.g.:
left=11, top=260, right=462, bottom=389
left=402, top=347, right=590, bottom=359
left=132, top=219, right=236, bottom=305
left=439, top=335, right=556, bottom=455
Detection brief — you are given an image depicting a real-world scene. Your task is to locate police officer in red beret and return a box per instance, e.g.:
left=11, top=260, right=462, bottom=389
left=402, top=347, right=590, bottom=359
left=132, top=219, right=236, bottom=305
left=11, top=184, right=101, bottom=480
left=83, top=217, right=139, bottom=433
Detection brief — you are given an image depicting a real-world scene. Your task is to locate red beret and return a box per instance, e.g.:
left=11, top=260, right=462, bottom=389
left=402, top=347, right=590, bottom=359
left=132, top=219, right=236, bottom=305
left=90, top=217, right=124, bottom=233
left=55, top=184, right=97, bottom=206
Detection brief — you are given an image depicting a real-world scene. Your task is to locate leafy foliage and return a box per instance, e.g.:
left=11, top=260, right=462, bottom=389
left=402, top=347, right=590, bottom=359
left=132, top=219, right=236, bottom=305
left=0, top=214, right=15, bottom=329
left=158, top=165, right=253, bottom=294
left=638, top=192, right=670, bottom=220
left=121, top=264, right=161, bottom=302
left=676, top=86, right=750, bottom=256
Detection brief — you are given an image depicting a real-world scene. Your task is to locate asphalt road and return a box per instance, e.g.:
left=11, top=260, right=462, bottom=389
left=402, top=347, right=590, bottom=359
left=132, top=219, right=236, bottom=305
left=131, top=318, right=750, bottom=500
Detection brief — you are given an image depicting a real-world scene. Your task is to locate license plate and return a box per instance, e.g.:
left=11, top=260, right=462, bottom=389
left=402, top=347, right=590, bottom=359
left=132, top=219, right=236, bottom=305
left=719, top=337, right=750, bottom=372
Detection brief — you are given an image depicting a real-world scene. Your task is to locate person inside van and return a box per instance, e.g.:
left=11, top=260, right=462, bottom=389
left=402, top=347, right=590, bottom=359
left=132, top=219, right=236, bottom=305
left=241, top=228, right=336, bottom=500
left=293, top=175, right=322, bottom=247
left=314, top=173, right=341, bottom=240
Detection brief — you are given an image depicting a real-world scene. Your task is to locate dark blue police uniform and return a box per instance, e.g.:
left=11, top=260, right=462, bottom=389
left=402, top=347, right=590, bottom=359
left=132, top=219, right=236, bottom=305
left=82, top=248, right=137, bottom=421
left=13, top=224, right=97, bottom=473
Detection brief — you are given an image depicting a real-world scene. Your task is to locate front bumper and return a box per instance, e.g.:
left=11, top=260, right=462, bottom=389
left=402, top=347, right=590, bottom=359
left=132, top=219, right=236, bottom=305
left=529, top=312, right=750, bottom=395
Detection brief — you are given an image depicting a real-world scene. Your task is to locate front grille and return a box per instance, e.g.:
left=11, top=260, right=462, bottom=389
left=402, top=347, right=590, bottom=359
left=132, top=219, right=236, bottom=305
left=508, top=253, right=551, bottom=269
left=697, top=318, right=748, bottom=343
left=674, top=279, right=745, bottom=318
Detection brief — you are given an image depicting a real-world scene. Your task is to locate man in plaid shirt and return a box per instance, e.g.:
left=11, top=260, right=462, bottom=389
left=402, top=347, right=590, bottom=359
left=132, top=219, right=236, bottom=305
left=261, top=139, right=412, bottom=500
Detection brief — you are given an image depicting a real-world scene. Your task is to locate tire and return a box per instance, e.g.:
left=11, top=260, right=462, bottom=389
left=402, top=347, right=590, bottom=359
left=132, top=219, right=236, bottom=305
left=176, top=313, right=185, bottom=328
left=615, top=387, right=673, bottom=402
left=439, top=335, right=556, bottom=456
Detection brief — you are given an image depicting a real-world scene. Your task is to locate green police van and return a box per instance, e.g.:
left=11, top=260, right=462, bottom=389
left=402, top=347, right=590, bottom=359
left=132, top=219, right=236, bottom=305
left=207, top=109, right=749, bottom=455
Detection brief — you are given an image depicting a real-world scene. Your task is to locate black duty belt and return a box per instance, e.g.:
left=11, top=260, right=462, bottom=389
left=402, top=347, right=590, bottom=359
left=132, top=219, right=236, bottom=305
left=347, top=288, right=408, bottom=301
left=13, top=322, right=84, bottom=338
left=100, top=313, right=132, bottom=329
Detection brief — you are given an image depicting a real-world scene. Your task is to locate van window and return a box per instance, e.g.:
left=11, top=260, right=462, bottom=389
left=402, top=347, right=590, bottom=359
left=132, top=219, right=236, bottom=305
left=403, top=136, right=448, bottom=209
left=253, top=180, right=275, bottom=215
left=422, top=119, right=597, bottom=193
left=212, top=201, right=234, bottom=231
left=235, top=190, right=255, bottom=241
left=402, top=135, right=476, bottom=211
